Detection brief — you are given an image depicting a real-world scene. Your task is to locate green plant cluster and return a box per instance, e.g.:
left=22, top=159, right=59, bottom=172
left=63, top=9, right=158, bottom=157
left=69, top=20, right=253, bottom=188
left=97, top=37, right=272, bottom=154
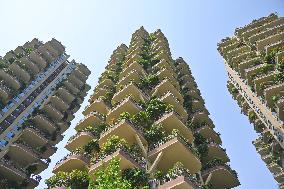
left=0, top=178, right=28, bottom=189
left=155, top=162, right=201, bottom=187
left=93, top=158, right=132, bottom=189
left=139, top=74, right=159, bottom=91
left=137, top=37, right=159, bottom=70
left=122, top=168, right=149, bottom=188
left=194, top=133, right=209, bottom=159
left=201, top=158, right=224, bottom=171
left=45, top=170, right=89, bottom=189
left=248, top=111, right=257, bottom=122
left=116, top=97, right=173, bottom=144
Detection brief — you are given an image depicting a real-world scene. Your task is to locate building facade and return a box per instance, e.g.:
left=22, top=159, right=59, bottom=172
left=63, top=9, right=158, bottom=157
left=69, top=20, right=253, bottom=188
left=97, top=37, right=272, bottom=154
left=49, top=27, right=239, bottom=189
left=218, top=13, right=284, bottom=188
left=0, top=38, right=91, bottom=188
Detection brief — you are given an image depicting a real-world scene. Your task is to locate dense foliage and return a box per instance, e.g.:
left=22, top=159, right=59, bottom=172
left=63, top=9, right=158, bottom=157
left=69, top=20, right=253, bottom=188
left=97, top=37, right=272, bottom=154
left=93, top=158, right=132, bottom=189
left=45, top=170, right=89, bottom=189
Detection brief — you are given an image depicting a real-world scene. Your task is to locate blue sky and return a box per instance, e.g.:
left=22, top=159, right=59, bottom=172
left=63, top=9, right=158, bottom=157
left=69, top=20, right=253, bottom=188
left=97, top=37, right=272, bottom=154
left=0, top=0, right=283, bottom=188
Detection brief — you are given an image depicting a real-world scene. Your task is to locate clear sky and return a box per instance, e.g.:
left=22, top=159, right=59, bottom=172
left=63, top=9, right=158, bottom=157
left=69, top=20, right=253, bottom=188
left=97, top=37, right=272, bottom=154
left=0, top=0, right=283, bottom=188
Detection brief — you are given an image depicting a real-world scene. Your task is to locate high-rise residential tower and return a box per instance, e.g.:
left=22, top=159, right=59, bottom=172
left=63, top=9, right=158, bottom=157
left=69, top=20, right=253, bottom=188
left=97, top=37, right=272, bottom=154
left=0, top=38, right=91, bottom=188
left=48, top=27, right=239, bottom=189
left=218, top=13, right=284, bottom=188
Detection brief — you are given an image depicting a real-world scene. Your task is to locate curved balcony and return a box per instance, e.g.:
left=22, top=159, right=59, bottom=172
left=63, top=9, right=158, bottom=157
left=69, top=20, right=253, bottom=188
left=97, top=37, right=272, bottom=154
left=3, top=51, right=16, bottom=61
left=45, top=42, right=61, bottom=57
left=0, top=159, right=29, bottom=186
left=42, top=144, right=57, bottom=158
left=256, top=144, right=270, bottom=156
left=33, top=114, right=57, bottom=134
left=268, top=162, right=283, bottom=175
left=157, top=175, right=200, bottom=189
left=117, top=70, right=143, bottom=89
left=182, top=80, right=197, bottom=89
left=203, top=143, right=229, bottom=163
left=64, top=80, right=80, bottom=95
left=154, top=51, right=172, bottom=65
left=96, top=79, right=114, bottom=91
left=69, top=74, right=84, bottom=88
left=148, top=136, right=201, bottom=174
left=274, top=171, right=284, bottom=184
left=257, top=31, right=284, bottom=52
left=65, top=113, right=75, bottom=122
left=119, top=61, right=145, bottom=81
left=261, top=153, right=273, bottom=164
left=125, top=46, right=142, bottom=61
left=89, top=148, right=144, bottom=178
left=230, top=51, right=255, bottom=70
left=220, top=40, right=241, bottom=54
left=245, top=63, right=273, bottom=86
left=151, top=40, right=170, bottom=53
left=75, top=112, right=104, bottom=131
left=177, top=67, right=191, bottom=77
left=57, top=87, right=75, bottom=104
left=8, top=142, right=48, bottom=174
left=65, top=131, right=95, bottom=151
left=191, top=110, right=212, bottom=126
left=28, top=51, right=47, bottom=69
left=20, top=57, right=40, bottom=75
left=218, top=37, right=238, bottom=49
left=90, top=88, right=108, bottom=103
left=20, top=126, right=49, bottom=147
left=73, top=68, right=88, bottom=82
left=202, top=165, right=239, bottom=189
left=238, top=57, right=260, bottom=78
left=249, top=23, right=284, bottom=44
left=37, top=46, right=54, bottom=63
left=112, top=83, right=148, bottom=106
left=77, top=63, right=91, bottom=76
left=23, top=38, right=41, bottom=49
left=195, top=125, right=222, bottom=145
left=191, top=100, right=204, bottom=110
left=179, top=74, right=194, bottom=83
left=152, top=79, right=184, bottom=105
left=265, top=83, right=284, bottom=107
left=153, top=47, right=171, bottom=59
left=155, top=112, right=193, bottom=143
left=53, top=152, right=90, bottom=173
left=50, top=38, right=65, bottom=55
left=42, top=104, right=64, bottom=121
left=124, top=54, right=143, bottom=68
left=106, top=97, right=142, bottom=124
left=71, top=105, right=80, bottom=114
left=58, top=122, right=70, bottom=133
left=0, top=70, right=21, bottom=90
left=99, top=119, right=147, bottom=147
left=156, top=68, right=177, bottom=82
left=187, top=89, right=201, bottom=100
left=9, top=62, right=31, bottom=83
left=128, top=39, right=144, bottom=52
left=238, top=14, right=278, bottom=37
left=160, top=92, right=188, bottom=121
left=225, top=45, right=250, bottom=61
left=153, top=59, right=173, bottom=72
left=83, top=99, right=109, bottom=116
left=50, top=95, right=69, bottom=112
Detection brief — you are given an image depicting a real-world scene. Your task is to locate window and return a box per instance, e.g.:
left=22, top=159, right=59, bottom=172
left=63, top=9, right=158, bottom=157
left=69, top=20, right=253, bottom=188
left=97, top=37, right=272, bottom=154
left=0, top=140, right=8, bottom=147
left=7, top=132, right=15, bottom=139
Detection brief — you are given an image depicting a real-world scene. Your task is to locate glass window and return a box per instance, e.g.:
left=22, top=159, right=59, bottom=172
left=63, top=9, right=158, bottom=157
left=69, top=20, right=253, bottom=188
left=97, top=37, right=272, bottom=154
left=7, top=132, right=15, bottom=139
left=0, top=140, right=8, bottom=147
